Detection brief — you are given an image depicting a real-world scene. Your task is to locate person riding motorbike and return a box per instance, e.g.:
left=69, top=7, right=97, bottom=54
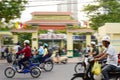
left=16, top=40, right=31, bottom=72
left=42, top=43, right=49, bottom=59
left=89, top=41, right=99, bottom=57
left=94, top=36, right=118, bottom=80
left=34, top=43, right=45, bottom=63
left=86, top=41, right=99, bottom=80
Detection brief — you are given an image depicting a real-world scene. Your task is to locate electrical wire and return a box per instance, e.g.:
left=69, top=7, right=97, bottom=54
left=25, top=2, right=99, bottom=7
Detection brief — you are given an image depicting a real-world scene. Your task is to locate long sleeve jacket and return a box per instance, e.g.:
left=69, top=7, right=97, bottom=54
left=16, top=45, right=31, bottom=58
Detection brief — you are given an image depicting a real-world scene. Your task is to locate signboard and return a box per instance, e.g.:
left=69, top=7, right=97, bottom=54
left=39, top=34, right=66, bottom=40
left=40, top=34, right=96, bottom=40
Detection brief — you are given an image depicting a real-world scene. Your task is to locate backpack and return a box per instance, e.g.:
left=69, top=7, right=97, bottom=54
left=6, top=53, right=13, bottom=63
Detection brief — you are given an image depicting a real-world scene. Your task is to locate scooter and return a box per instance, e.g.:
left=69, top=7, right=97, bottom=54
left=52, top=53, right=68, bottom=64
left=33, top=54, right=54, bottom=72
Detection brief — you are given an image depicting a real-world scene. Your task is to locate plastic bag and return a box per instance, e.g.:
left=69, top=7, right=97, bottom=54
left=92, top=61, right=101, bottom=75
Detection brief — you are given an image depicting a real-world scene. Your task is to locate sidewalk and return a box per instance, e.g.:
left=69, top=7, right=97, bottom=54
left=0, top=59, right=7, bottom=64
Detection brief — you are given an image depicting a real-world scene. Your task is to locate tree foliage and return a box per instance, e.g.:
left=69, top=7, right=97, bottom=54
left=83, top=0, right=120, bottom=30
left=0, top=0, right=27, bottom=23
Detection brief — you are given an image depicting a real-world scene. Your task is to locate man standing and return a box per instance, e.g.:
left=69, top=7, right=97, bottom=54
left=95, top=36, right=118, bottom=80
left=5, top=46, right=9, bottom=58
left=1, top=46, right=5, bottom=59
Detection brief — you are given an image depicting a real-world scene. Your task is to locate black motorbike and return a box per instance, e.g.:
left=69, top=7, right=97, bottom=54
left=71, top=56, right=120, bottom=80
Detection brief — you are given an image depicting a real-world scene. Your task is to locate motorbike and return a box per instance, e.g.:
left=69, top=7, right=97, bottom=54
left=71, top=55, right=120, bottom=80
left=4, top=54, right=41, bottom=78
left=33, top=54, right=54, bottom=72
left=51, top=51, right=68, bottom=64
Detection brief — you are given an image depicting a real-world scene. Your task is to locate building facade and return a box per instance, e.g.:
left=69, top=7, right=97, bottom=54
left=98, top=23, right=120, bottom=52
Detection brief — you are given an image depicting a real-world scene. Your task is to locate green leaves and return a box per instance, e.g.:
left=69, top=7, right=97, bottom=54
left=0, top=0, right=27, bottom=23
left=83, top=0, right=120, bottom=30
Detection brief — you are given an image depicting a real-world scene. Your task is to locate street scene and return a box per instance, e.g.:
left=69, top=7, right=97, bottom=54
left=0, top=60, right=77, bottom=80
left=1, top=0, right=120, bottom=80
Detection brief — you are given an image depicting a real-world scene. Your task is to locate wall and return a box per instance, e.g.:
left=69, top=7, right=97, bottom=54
left=98, top=23, right=120, bottom=52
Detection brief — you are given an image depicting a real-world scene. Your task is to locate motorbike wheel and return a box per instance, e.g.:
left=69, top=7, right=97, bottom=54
left=30, top=67, right=41, bottom=78
left=71, top=76, right=84, bottom=80
left=74, top=62, right=86, bottom=73
left=44, top=60, right=54, bottom=72
left=116, top=76, right=120, bottom=80
left=4, top=67, right=16, bottom=78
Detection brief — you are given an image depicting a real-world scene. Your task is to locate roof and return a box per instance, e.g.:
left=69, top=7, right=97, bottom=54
left=26, top=20, right=78, bottom=25
left=31, top=12, right=72, bottom=16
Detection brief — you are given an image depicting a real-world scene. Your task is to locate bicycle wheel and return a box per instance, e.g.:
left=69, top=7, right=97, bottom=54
left=71, top=76, right=84, bottom=80
left=4, top=67, right=16, bottom=78
left=74, top=63, right=85, bottom=73
left=44, top=60, right=54, bottom=72
left=30, top=67, right=41, bottom=78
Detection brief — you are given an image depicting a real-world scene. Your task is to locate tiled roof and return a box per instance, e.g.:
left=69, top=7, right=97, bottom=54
left=31, top=12, right=72, bottom=16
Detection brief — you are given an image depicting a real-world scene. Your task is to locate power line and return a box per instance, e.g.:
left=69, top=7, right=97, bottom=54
left=25, top=2, right=99, bottom=7
left=26, top=2, right=77, bottom=7
left=28, top=0, right=98, bottom=3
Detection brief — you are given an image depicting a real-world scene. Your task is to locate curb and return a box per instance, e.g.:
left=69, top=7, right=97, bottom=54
left=0, top=60, right=7, bottom=64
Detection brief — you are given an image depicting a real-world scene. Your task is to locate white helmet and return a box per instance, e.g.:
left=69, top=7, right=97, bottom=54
left=102, top=36, right=111, bottom=42
left=24, top=40, right=30, bottom=44
left=91, top=41, right=96, bottom=45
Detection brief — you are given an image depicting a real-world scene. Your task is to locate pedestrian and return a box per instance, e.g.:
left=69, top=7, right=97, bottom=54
left=5, top=46, right=9, bottom=58
left=1, top=46, right=5, bottom=59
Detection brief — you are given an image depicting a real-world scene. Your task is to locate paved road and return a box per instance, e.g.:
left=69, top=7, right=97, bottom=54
left=0, top=63, right=76, bottom=80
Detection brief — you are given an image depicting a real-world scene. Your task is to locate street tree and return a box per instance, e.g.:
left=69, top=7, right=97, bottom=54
left=0, top=0, right=27, bottom=24
left=83, top=0, right=120, bottom=30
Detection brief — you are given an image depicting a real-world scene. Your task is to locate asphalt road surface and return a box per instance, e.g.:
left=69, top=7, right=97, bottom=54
left=0, top=63, right=76, bottom=80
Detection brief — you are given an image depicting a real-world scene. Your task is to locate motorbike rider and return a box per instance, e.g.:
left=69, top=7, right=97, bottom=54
left=43, top=43, right=49, bottom=58
left=94, top=36, right=118, bottom=80
left=34, top=43, right=44, bottom=62
left=89, top=41, right=99, bottom=57
left=87, top=41, right=99, bottom=80
left=16, top=40, right=31, bottom=72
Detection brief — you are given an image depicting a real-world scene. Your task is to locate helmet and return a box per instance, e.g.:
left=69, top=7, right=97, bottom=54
left=102, top=36, right=110, bottom=42
left=24, top=40, right=30, bottom=44
left=91, top=41, right=96, bottom=45
left=43, top=43, right=48, bottom=47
